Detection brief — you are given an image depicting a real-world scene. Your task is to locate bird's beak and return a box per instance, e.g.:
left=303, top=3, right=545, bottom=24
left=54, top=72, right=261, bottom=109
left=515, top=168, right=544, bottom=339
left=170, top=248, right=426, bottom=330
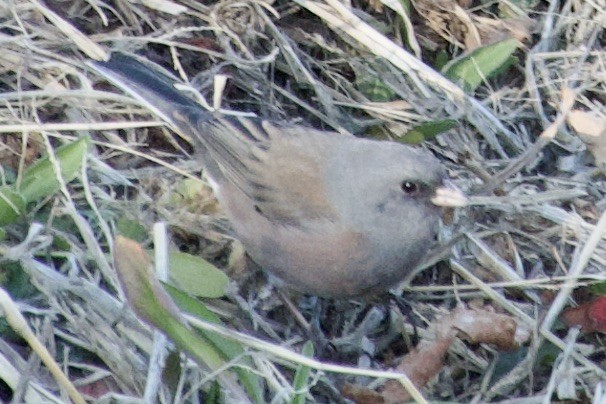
left=431, top=180, right=468, bottom=207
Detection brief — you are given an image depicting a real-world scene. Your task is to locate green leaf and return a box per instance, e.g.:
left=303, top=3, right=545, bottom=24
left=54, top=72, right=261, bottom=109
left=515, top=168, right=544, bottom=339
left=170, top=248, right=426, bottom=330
left=116, top=218, right=148, bottom=242
left=19, top=137, right=89, bottom=203
left=1, top=262, right=37, bottom=300
left=434, top=50, right=449, bottom=71
left=114, top=237, right=260, bottom=402
left=0, top=187, right=26, bottom=226
left=172, top=178, right=206, bottom=201
left=536, top=341, right=560, bottom=367
left=291, top=341, right=314, bottom=404
left=169, top=252, right=228, bottom=298
left=444, top=38, right=519, bottom=92
left=399, top=0, right=411, bottom=14
left=400, top=119, right=459, bottom=144
left=162, top=351, right=182, bottom=399
left=205, top=381, right=223, bottom=404
left=590, top=281, right=606, bottom=296
left=52, top=234, right=72, bottom=251
left=355, top=76, right=396, bottom=102
left=163, top=283, right=224, bottom=324
left=165, top=284, right=264, bottom=403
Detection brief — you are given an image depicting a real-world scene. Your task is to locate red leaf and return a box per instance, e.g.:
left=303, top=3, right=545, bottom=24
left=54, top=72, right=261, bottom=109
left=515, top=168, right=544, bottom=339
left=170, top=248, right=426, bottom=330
left=561, top=296, right=606, bottom=333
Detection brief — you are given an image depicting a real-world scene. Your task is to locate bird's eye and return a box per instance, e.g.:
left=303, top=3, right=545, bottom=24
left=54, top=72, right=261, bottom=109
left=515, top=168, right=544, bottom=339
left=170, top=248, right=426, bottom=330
left=401, top=181, right=419, bottom=195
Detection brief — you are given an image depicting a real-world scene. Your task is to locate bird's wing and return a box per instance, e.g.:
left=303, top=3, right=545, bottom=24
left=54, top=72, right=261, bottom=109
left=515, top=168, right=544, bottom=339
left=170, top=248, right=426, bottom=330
left=89, top=53, right=339, bottom=225
left=185, top=113, right=340, bottom=225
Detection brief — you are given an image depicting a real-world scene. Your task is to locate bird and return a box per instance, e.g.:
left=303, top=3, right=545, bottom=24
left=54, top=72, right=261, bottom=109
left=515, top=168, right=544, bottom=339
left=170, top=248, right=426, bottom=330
left=88, top=52, right=467, bottom=298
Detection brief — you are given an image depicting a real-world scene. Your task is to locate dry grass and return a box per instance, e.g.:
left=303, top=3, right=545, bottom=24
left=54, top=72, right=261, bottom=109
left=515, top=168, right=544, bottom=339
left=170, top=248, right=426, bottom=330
left=0, top=0, right=605, bottom=402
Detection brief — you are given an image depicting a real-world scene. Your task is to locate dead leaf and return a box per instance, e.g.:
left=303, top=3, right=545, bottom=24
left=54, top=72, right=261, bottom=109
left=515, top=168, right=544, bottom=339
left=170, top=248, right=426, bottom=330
left=381, top=335, right=455, bottom=403
left=365, top=0, right=384, bottom=13
left=415, top=0, right=533, bottom=50
left=342, top=383, right=385, bottom=404
left=343, top=303, right=527, bottom=403
left=474, top=16, right=534, bottom=45
left=561, top=296, right=606, bottom=333
left=449, top=305, right=525, bottom=351
left=415, top=0, right=470, bottom=49
left=568, top=109, right=606, bottom=166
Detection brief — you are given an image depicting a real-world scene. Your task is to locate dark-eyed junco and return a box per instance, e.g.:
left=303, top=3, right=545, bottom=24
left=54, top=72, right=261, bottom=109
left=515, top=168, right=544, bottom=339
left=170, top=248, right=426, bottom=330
left=88, top=53, right=467, bottom=297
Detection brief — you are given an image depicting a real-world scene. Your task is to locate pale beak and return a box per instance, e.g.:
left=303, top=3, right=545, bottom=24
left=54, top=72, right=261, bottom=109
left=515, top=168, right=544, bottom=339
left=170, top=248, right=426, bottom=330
left=431, top=180, right=468, bottom=207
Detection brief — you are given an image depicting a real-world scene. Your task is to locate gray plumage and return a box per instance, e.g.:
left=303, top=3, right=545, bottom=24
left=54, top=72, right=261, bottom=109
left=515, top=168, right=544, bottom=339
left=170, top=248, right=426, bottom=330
left=89, top=53, right=465, bottom=297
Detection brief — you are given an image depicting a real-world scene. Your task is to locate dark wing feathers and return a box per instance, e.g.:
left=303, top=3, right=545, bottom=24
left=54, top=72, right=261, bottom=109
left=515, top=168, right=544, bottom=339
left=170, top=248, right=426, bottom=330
left=89, top=52, right=337, bottom=225
left=190, top=115, right=338, bottom=225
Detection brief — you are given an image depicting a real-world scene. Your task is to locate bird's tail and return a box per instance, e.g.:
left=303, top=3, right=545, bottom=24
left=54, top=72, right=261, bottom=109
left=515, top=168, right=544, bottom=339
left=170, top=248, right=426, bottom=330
left=89, top=52, right=276, bottom=191
left=87, top=52, right=211, bottom=129
left=88, top=52, right=235, bottom=185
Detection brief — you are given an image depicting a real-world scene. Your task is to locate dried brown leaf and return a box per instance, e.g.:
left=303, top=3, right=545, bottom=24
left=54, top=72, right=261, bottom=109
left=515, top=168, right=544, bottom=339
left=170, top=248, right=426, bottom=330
left=561, top=296, right=606, bottom=333
left=415, top=0, right=533, bottom=50
left=381, top=335, right=455, bottom=403
left=449, top=305, right=526, bottom=351
left=342, top=383, right=385, bottom=404
left=568, top=109, right=606, bottom=166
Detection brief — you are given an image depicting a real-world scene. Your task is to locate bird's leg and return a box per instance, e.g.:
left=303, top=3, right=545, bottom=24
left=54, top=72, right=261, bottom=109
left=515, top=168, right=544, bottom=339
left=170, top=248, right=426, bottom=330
left=277, top=290, right=335, bottom=357
left=390, top=293, right=421, bottom=347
